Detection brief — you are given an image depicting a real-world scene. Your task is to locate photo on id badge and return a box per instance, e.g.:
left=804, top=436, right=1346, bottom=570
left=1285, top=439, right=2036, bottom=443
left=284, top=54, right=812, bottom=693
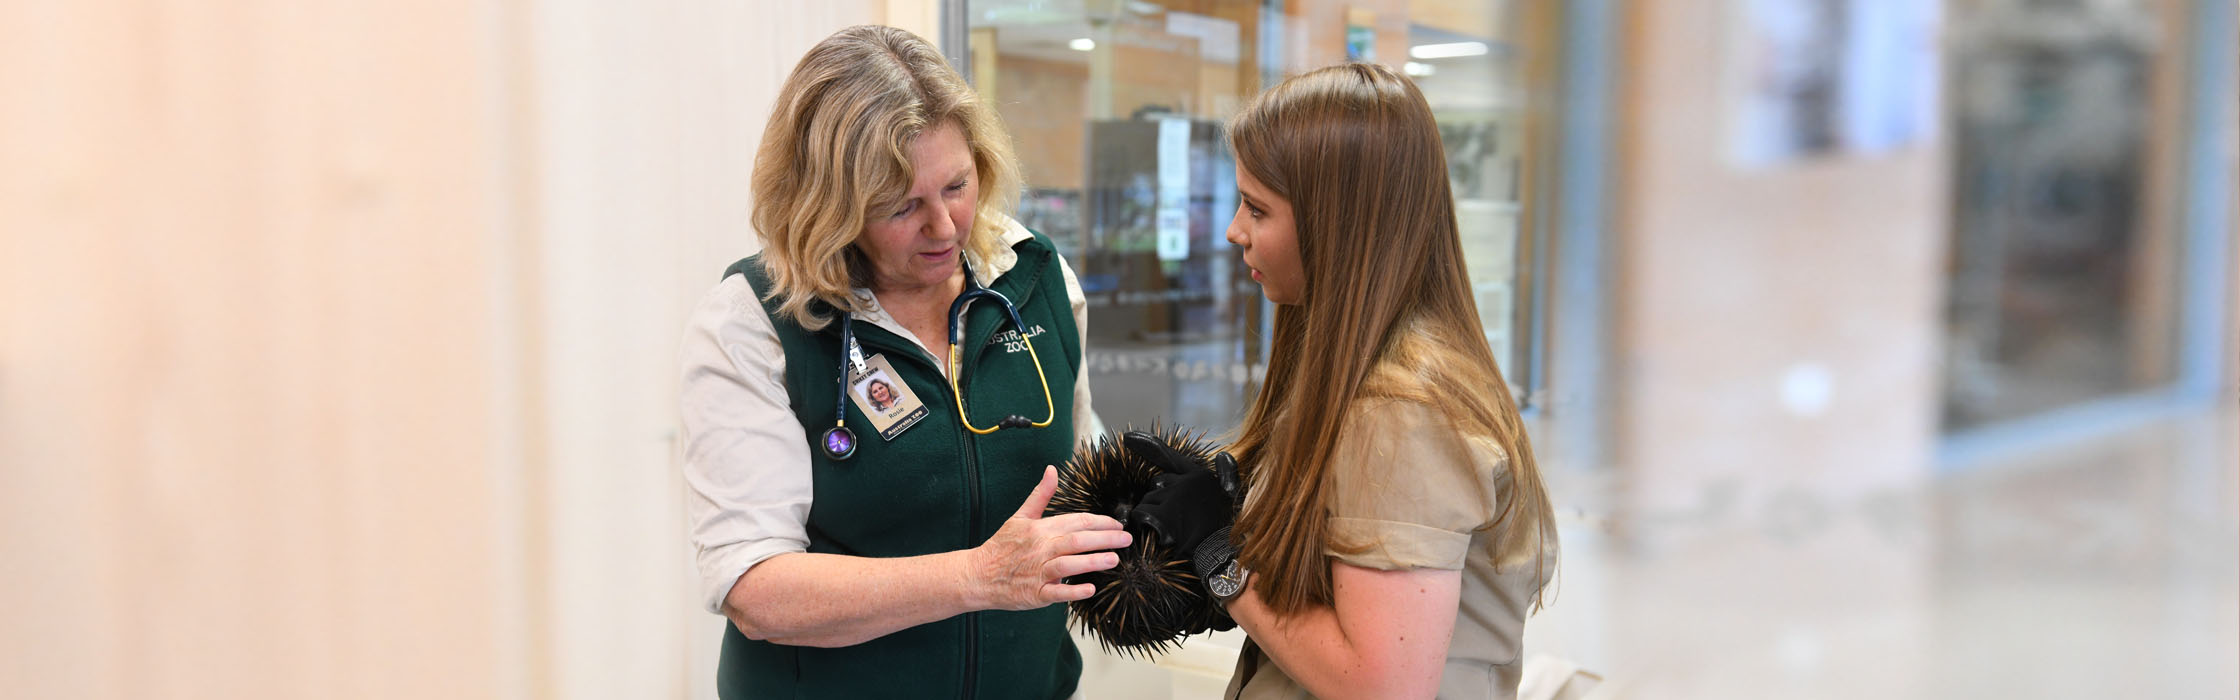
left=850, top=354, right=928, bottom=441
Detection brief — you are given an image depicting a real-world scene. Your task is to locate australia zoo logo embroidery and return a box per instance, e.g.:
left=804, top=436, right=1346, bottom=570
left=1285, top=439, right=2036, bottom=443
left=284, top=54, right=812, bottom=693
left=986, top=325, right=1048, bottom=354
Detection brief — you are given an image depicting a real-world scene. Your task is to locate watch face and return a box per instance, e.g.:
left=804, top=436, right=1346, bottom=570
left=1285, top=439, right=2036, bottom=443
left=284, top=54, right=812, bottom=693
left=1209, top=560, right=1245, bottom=599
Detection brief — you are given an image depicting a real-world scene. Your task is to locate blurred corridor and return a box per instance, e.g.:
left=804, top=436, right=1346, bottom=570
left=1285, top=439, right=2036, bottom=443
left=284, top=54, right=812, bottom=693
left=1538, top=405, right=2239, bottom=698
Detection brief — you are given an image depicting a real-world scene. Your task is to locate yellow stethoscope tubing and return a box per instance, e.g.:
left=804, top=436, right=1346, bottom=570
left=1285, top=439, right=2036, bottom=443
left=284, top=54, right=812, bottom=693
left=948, top=336, right=1055, bottom=435
left=943, top=283, right=1056, bottom=435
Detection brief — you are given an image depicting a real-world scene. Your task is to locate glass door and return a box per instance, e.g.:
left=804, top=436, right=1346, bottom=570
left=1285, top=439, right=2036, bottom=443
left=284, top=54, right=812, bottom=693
left=961, top=0, right=1556, bottom=433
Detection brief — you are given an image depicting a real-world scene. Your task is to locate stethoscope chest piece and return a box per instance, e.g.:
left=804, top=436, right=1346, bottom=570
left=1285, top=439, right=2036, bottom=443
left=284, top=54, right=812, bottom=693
left=822, top=425, right=857, bottom=461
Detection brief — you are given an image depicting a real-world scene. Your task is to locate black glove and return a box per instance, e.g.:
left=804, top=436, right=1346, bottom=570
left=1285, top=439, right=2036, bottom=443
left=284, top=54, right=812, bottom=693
left=1122, top=431, right=1241, bottom=558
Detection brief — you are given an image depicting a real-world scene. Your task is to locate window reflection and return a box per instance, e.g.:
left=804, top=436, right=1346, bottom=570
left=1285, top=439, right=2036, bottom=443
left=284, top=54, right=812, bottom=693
left=1941, top=0, right=2189, bottom=430
left=969, top=0, right=1538, bottom=432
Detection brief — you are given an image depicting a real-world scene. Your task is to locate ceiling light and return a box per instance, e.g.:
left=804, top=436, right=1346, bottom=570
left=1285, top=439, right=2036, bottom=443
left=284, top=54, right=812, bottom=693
left=1409, top=41, right=1487, bottom=60
left=1069, top=38, right=1096, bottom=52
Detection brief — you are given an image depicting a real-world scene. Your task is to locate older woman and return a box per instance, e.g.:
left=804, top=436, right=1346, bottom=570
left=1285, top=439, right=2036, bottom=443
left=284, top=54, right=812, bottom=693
left=678, top=25, right=1120, bottom=699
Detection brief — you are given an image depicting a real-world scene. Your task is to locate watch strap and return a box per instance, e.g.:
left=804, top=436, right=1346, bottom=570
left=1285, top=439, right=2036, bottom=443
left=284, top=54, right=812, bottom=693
left=1193, top=524, right=1238, bottom=585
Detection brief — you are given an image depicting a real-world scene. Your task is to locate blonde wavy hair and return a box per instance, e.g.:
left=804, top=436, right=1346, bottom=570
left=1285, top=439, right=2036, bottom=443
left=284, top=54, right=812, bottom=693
left=751, top=25, right=1021, bottom=329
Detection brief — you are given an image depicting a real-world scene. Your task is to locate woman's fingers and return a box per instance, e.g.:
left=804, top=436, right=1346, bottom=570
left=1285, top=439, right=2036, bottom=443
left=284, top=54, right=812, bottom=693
left=1038, top=512, right=1124, bottom=532
left=1040, top=581, right=1098, bottom=603
left=1049, top=528, right=1132, bottom=557
left=1122, top=431, right=1193, bottom=475
left=1044, top=551, right=1121, bottom=580
left=1011, top=465, right=1060, bottom=519
left=976, top=468, right=1140, bottom=610
left=1212, top=452, right=1241, bottom=498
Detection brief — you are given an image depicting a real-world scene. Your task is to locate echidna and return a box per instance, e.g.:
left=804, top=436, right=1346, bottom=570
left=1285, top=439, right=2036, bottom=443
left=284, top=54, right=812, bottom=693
left=1047, top=424, right=1234, bottom=657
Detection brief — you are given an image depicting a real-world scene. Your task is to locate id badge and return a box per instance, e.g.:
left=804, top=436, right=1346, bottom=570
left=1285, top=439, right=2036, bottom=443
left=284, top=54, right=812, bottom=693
left=848, top=354, right=930, bottom=441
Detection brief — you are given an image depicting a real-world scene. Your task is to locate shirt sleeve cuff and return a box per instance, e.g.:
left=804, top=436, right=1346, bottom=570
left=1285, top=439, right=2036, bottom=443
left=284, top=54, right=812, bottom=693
left=1326, top=516, right=1472, bottom=571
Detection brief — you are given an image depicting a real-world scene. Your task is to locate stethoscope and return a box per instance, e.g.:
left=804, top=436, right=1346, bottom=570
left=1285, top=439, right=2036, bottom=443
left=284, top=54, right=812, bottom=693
left=821, top=262, right=1055, bottom=460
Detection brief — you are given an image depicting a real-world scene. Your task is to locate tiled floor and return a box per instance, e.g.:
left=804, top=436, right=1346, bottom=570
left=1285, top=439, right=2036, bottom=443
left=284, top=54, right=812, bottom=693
left=1540, top=401, right=2239, bottom=699
left=1081, top=401, right=2238, bottom=699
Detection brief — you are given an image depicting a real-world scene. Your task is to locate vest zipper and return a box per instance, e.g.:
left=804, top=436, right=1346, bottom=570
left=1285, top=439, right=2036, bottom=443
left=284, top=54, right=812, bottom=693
left=962, top=610, right=980, bottom=699
left=960, top=375, right=982, bottom=700
left=856, top=297, right=1022, bottom=700
left=861, top=329, right=984, bottom=700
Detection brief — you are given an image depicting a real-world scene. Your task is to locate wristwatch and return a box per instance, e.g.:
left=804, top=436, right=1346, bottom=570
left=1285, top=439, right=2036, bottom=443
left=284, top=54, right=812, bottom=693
left=1194, top=524, right=1250, bottom=602
left=1207, top=557, right=1251, bottom=601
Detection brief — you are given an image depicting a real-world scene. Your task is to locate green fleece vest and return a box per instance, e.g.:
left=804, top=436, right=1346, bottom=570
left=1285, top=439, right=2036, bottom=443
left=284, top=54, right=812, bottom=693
left=716, top=231, right=1083, bottom=700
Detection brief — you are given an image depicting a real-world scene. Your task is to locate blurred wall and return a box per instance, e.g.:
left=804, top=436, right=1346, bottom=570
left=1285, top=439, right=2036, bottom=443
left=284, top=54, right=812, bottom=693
left=522, top=1, right=885, bottom=698
left=0, top=1, right=517, bottom=697
left=0, top=1, right=894, bottom=698
left=1601, top=0, right=1948, bottom=694
left=2225, top=4, right=2238, bottom=395
left=1611, top=1, right=1947, bottom=520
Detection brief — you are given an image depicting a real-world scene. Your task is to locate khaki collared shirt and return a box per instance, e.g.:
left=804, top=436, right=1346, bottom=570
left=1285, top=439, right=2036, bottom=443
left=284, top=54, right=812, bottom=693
left=1226, top=398, right=1552, bottom=700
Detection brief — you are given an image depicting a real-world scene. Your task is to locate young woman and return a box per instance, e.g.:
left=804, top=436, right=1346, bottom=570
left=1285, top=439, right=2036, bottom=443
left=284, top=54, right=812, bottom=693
left=1128, top=62, right=1558, bottom=700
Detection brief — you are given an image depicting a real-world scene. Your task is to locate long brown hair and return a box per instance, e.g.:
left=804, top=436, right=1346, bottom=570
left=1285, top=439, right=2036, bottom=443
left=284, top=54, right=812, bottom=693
left=1226, top=63, right=1555, bottom=614
left=750, top=25, right=1021, bottom=330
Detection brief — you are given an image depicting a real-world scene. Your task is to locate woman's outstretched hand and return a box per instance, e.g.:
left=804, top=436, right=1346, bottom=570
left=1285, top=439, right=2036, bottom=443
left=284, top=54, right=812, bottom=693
left=968, top=465, right=1132, bottom=611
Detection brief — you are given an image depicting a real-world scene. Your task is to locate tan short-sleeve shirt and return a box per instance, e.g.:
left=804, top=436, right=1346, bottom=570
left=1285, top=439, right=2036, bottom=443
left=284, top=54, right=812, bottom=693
left=1226, top=399, right=1551, bottom=700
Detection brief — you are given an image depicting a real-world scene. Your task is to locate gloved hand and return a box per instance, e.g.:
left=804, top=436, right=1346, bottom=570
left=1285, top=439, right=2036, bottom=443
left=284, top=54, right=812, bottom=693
left=1122, top=431, right=1242, bottom=559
